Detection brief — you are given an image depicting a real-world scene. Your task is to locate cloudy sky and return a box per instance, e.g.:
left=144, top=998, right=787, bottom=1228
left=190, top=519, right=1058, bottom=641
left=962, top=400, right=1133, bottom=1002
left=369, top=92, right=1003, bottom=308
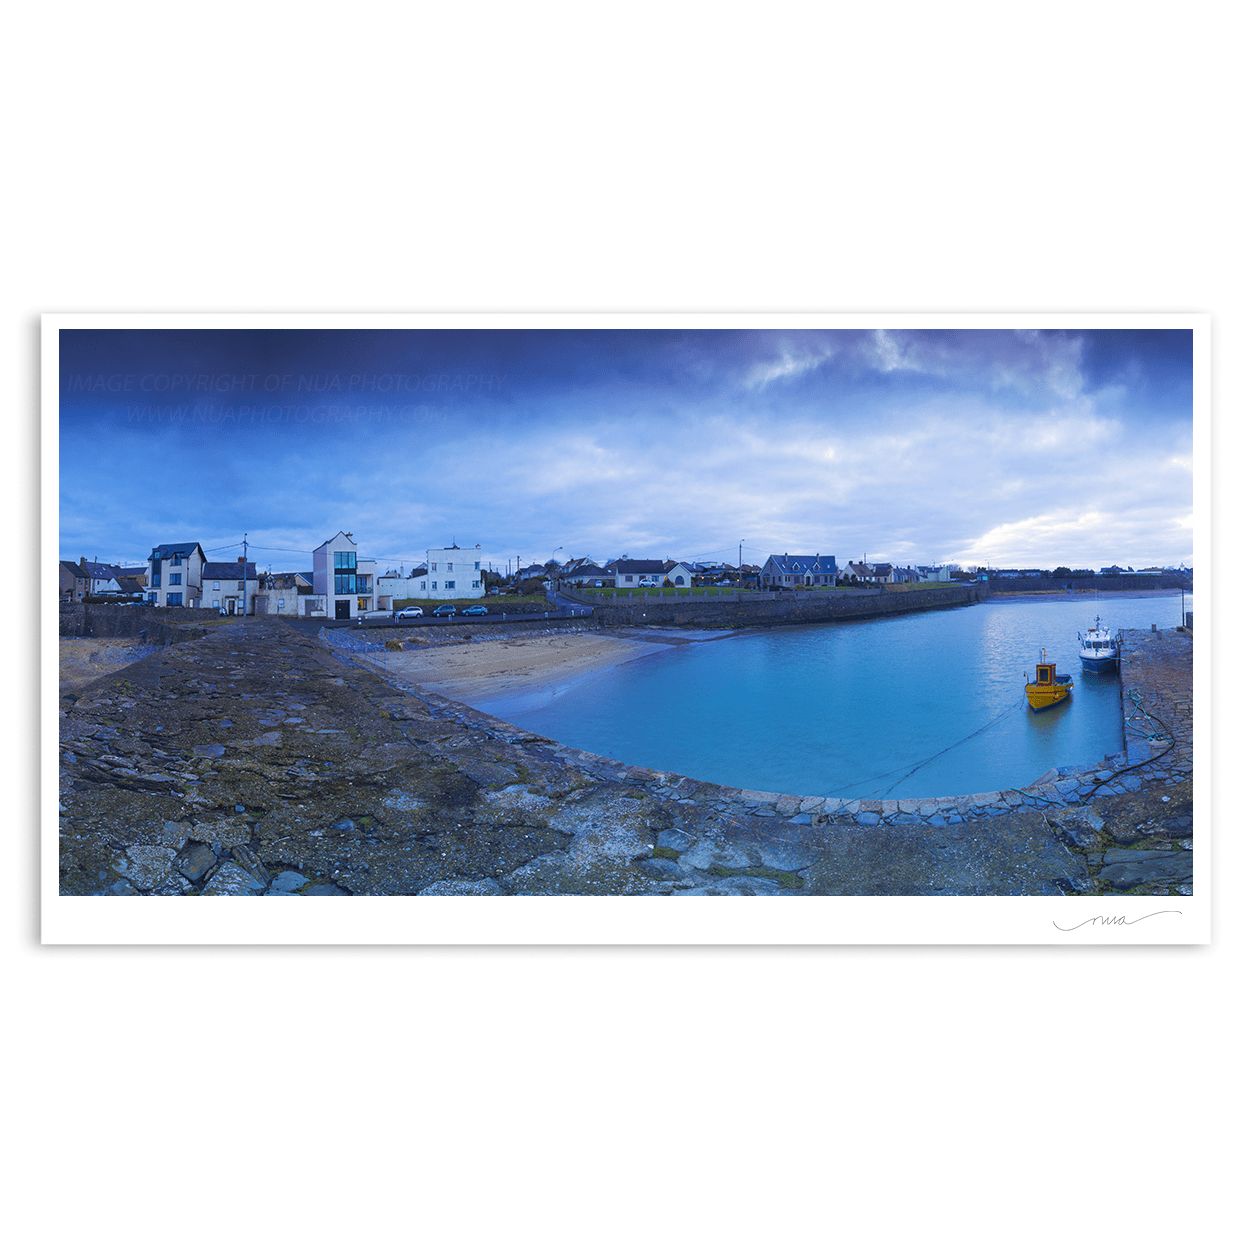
left=58, top=326, right=1194, bottom=575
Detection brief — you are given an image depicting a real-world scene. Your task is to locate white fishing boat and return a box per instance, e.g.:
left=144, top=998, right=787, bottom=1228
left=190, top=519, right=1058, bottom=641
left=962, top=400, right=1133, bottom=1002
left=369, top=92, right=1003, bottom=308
left=1078, top=615, right=1119, bottom=673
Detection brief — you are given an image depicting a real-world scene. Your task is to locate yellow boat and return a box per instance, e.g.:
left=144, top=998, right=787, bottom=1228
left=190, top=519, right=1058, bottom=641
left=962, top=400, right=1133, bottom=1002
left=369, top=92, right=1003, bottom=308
left=1025, top=648, right=1073, bottom=711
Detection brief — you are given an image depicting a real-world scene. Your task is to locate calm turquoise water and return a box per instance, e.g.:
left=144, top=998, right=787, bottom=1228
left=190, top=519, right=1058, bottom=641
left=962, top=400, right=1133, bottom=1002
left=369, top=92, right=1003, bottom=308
left=480, top=595, right=1189, bottom=799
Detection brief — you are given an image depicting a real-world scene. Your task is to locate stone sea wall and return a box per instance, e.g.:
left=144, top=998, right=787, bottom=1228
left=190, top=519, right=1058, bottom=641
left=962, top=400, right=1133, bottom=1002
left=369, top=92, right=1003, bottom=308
left=583, top=583, right=979, bottom=629
left=60, top=603, right=218, bottom=644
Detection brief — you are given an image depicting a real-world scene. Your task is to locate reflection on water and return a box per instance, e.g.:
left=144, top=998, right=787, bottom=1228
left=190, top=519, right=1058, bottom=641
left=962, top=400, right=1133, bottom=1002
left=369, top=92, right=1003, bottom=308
left=488, top=595, right=1189, bottom=799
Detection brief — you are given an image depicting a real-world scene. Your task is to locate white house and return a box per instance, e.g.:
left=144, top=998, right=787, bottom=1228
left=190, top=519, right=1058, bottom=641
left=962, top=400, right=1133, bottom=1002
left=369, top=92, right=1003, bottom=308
left=375, top=567, right=428, bottom=608
left=147, top=542, right=207, bottom=608
left=607, top=559, right=667, bottom=587
left=202, top=560, right=258, bottom=614
left=313, top=531, right=378, bottom=620
left=412, top=545, right=485, bottom=600
left=662, top=561, right=697, bottom=587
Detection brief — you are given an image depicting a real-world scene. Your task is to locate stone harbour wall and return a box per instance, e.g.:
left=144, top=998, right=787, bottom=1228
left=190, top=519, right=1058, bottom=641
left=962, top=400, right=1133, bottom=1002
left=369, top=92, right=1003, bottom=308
left=60, top=603, right=218, bottom=643
left=585, top=583, right=979, bottom=629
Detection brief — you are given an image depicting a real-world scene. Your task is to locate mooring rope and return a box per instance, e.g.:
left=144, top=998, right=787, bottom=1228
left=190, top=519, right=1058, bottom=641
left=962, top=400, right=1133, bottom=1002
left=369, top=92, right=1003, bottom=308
left=833, top=695, right=1027, bottom=799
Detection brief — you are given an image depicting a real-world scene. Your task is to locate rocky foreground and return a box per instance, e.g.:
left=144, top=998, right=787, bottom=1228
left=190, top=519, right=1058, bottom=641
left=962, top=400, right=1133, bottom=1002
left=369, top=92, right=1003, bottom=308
left=59, top=618, right=1193, bottom=897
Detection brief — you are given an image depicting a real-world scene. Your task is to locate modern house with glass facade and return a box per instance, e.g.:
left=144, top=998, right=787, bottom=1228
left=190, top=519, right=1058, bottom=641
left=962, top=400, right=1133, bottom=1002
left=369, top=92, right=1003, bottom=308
left=312, top=530, right=377, bottom=620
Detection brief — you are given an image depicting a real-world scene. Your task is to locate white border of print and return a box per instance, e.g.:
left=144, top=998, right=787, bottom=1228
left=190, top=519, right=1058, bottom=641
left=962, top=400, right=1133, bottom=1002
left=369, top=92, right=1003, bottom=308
left=42, top=311, right=1210, bottom=946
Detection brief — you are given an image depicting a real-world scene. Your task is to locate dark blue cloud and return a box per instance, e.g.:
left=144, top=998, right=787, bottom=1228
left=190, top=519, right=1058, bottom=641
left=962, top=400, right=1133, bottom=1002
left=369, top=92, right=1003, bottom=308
left=58, top=327, right=1194, bottom=571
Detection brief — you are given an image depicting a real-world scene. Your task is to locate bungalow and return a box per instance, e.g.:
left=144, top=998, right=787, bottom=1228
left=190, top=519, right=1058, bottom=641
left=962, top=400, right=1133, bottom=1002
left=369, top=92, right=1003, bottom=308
left=112, top=575, right=146, bottom=599
left=563, top=564, right=614, bottom=588
left=760, top=553, right=839, bottom=587
left=148, top=542, right=207, bottom=608
left=845, top=561, right=874, bottom=583
left=606, top=559, right=668, bottom=588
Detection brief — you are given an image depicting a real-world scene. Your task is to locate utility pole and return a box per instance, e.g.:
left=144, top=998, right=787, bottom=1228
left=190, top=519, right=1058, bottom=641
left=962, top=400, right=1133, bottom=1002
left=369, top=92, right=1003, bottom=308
left=242, top=533, right=249, bottom=616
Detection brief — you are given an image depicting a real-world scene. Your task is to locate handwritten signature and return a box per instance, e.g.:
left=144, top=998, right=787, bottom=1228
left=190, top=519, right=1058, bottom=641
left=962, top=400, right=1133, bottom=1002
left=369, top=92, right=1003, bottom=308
left=1053, top=910, right=1182, bottom=932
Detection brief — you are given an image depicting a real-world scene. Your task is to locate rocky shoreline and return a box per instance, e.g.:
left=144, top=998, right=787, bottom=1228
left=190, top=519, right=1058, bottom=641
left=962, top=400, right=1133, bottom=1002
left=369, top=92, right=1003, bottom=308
left=58, top=617, right=1193, bottom=897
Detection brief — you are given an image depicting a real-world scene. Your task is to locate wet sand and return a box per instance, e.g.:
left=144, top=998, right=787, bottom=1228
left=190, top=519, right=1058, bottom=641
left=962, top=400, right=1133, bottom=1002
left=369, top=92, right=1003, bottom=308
left=364, top=630, right=678, bottom=711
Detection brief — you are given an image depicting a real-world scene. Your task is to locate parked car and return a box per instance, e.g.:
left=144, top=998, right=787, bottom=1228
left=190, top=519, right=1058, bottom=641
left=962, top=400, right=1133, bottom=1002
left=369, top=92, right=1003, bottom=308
left=432, top=603, right=458, bottom=616
left=355, top=610, right=394, bottom=626
left=394, top=605, right=424, bottom=618
left=462, top=604, right=488, bottom=616
left=636, top=578, right=658, bottom=588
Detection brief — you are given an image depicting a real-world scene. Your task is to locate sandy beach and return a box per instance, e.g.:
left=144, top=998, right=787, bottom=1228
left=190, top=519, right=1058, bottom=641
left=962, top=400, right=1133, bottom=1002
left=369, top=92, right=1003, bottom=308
left=364, top=629, right=684, bottom=713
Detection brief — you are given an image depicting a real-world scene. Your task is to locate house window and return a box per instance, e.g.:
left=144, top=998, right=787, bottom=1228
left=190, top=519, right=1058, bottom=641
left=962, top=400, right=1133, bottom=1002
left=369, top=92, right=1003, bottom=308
left=167, top=593, right=183, bottom=606
left=277, top=599, right=284, bottom=608
left=334, top=551, right=357, bottom=571
left=213, top=582, right=220, bottom=590
left=335, top=573, right=356, bottom=594
left=625, top=574, right=633, bottom=582
left=420, top=581, right=426, bottom=590
left=472, top=580, right=479, bottom=589
left=675, top=576, right=685, bottom=585
left=445, top=581, right=455, bottom=590
left=447, top=562, right=454, bottom=572
left=237, top=581, right=245, bottom=591
left=151, top=572, right=161, bottom=587
left=212, top=599, right=219, bottom=607
left=172, top=553, right=182, bottom=566
left=474, top=561, right=480, bottom=570
left=170, top=573, right=181, bottom=585
left=430, top=562, right=437, bottom=572
left=147, top=593, right=157, bottom=604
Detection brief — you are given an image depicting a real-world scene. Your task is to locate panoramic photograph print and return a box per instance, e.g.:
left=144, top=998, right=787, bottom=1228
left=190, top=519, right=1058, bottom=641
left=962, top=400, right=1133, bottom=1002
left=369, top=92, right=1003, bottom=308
left=48, top=318, right=1201, bottom=935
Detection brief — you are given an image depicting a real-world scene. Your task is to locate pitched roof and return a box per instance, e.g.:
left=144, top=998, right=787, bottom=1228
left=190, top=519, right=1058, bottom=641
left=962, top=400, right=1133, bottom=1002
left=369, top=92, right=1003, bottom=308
left=609, top=559, right=667, bottom=574
left=150, top=542, right=204, bottom=561
left=203, top=561, right=258, bottom=579
left=764, top=554, right=838, bottom=572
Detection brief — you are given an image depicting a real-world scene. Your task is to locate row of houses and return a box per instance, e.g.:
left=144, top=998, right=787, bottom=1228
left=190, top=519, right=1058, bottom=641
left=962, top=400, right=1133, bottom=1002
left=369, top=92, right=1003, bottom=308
left=60, top=531, right=489, bottom=621
left=548, top=554, right=964, bottom=590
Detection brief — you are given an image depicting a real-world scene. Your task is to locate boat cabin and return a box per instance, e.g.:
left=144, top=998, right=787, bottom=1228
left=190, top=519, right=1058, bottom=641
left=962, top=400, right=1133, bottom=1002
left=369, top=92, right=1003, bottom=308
left=1035, top=662, right=1057, bottom=684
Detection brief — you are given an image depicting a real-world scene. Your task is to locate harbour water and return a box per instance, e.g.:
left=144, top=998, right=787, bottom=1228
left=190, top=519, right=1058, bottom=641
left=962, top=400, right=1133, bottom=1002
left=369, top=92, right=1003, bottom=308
left=480, top=594, right=1191, bottom=799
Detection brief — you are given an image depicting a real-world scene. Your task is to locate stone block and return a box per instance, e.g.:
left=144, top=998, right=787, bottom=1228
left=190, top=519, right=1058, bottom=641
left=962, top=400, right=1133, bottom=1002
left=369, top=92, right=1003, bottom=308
left=200, top=861, right=266, bottom=894
left=176, top=842, right=218, bottom=882
left=111, top=846, right=179, bottom=891
left=1097, top=850, right=1192, bottom=890
left=267, top=870, right=309, bottom=894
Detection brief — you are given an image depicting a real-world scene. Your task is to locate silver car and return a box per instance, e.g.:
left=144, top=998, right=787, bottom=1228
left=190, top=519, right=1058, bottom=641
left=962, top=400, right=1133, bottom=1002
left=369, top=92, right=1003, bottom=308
left=394, top=605, right=424, bottom=618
